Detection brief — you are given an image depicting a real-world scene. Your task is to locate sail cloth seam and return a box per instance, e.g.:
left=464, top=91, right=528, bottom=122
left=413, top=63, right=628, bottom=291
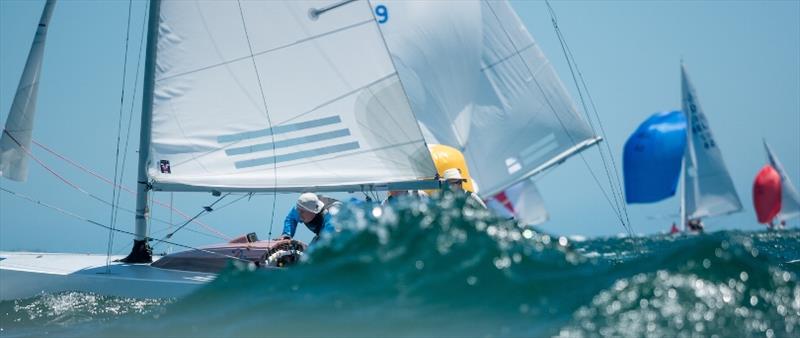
left=480, top=43, right=536, bottom=72
left=154, top=18, right=373, bottom=83
left=545, top=0, right=631, bottom=231
left=166, top=72, right=398, bottom=170
left=0, top=187, right=252, bottom=264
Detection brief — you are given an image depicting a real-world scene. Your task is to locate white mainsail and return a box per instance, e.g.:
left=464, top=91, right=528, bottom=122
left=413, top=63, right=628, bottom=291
left=0, top=0, right=56, bottom=182
left=378, top=0, right=598, bottom=222
left=681, top=64, right=742, bottom=219
left=763, top=140, right=800, bottom=221
left=148, top=0, right=437, bottom=192
left=380, top=0, right=599, bottom=196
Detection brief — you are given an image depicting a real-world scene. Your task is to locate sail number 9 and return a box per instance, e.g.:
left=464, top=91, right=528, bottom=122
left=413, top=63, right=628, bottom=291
left=375, top=5, right=388, bottom=23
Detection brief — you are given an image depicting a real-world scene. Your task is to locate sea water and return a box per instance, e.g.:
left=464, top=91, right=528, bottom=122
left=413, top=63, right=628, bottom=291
left=1, top=193, right=798, bottom=337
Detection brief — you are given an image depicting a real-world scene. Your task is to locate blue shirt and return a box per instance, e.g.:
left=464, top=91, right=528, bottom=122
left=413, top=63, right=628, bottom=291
left=282, top=206, right=335, bottom=238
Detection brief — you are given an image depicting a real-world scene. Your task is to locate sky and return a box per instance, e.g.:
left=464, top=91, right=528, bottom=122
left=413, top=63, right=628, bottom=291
left=1, top=0, right=798, bottom=254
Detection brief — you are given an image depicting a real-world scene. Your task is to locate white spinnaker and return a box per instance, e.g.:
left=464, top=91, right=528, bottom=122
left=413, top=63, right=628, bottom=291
left=486, top=178, right=549, bottom=225
left=681, top=64, right=742, bottom=219
left=380, top=0, right=598, bottom=198
left=764, top=140, right=800, bottom=221
left=148, top=0, right=436, bottom=192
left=0, top=0, right=56, bottom=182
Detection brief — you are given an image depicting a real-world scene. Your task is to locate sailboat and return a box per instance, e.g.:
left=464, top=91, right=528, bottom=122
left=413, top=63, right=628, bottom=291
left=1, top=0, right=442, bottom=300
left=378, top=0, right=601, bottom=225
left=753, top=140, right=800, bottom=227
left=623, top=63, right=743, bottom=232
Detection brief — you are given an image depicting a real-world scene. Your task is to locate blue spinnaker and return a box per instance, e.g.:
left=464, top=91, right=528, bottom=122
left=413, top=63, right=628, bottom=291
left=623, top=110, right=687, bottom=203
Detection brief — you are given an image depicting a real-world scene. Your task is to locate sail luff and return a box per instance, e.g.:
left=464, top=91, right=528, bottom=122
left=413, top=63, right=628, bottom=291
left=680, top=63, right=743, bottom=219
left=764, top=140, right=800, bottom=221
left=0, top=0, right=56, bottom=182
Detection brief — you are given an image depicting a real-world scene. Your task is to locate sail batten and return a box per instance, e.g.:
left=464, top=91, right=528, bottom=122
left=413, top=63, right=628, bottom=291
left=148, top=1, right=437, bottom=191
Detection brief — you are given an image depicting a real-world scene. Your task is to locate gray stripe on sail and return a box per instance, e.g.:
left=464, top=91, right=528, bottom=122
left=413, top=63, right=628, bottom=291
left=225, top=129, right=351, bottom=156
left=520, top=133, right=556, bottom=159
left=218, top=116, right=342, bottom=143
left=520, top=134, right=559, bottom=166
left=234, top=142, right=360, bottom=169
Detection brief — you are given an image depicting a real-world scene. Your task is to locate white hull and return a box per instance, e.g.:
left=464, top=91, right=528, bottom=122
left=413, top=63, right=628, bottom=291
left=0, top=251, right=215, bottom=300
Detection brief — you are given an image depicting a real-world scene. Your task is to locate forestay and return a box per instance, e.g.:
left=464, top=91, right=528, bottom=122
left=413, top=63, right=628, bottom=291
left=764, top=140, right=800, bottom=221
left=379, top=0, right=599, bottom=197
left=148, top=0, right=436, bottom=192
left=681, top=64, right=742, bottom=219
left=0, top=0, right=56, bottom=182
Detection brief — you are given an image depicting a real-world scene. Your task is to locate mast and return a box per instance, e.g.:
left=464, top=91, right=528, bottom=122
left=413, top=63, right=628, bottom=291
left=679, top=157, right=686, bottom=231
left=122, top=0, right=160, bottom=263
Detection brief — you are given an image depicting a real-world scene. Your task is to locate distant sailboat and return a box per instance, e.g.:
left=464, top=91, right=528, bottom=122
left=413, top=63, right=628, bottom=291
left=753, top=140, right=800, bottom=227
left=378, top=0, right=600, bottom=225
left=753, top=164, right=781, bottom=225
left=624, top=64, right=742, bottom=232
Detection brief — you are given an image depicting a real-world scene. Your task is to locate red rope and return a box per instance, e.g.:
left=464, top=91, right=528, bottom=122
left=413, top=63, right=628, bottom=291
left=24, top=138, right=231, bottom=240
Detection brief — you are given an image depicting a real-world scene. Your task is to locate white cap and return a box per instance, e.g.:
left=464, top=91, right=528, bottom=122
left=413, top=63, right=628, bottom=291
left=441, top=168, right=467, bottom=182
left=297, top=192, right=324, bottom=214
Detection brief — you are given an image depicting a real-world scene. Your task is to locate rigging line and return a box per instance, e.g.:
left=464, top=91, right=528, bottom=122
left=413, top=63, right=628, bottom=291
left=209, top=192, right=251, bottom=213
left=482, top=2, right=628, bottom=226
left=236, top=1, right=279, bottom=246
left=532, top=1, right=630, bottom=232
left=163, top=192, right=231, bottom=240
left=557, top=31, right=631, bottom=231
left=0, top=187, right=253, bottom=264
left=3, top=139, right=227, bottom=241
left=114, top=0, right=151, bottom=231
left=29, top=139, right=231, bottom=240
left=545, top=0, right=632, bottom=230
left=115, top=219, right=226, bottom=256
left=107, top=0, right=137, bottom=273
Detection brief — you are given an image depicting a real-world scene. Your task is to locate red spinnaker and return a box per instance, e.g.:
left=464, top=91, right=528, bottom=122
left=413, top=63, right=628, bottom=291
left=753, top=165, right=782, bottom=224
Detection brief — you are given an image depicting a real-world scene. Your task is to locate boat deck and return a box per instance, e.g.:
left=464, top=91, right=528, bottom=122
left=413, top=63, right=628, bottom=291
left=0, top=251, right=215, bottom=300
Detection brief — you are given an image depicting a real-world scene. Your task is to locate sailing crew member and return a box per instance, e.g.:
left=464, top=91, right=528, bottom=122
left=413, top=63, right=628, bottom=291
left=687, top=218, right=705, bottom=233
left=282, top=193, right=340, bottom=243
left=441, top=168, right=487, bottom=209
